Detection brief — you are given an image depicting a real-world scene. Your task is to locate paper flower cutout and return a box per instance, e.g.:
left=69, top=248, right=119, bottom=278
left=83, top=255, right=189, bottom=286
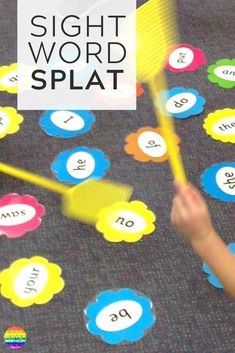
left=0, top=107, right=24, bottom=139
left=203, top=108, right=235, bottom=143
left=0, top=63, right=33, bottom=94
left=0, top=63, right=18, bottom=93
left=96, top=200, right=156, bottom=242
left=51, top=146, right=110, bottom=184
left=156, top=87, right=206, bottom=119
left=137, top=83, right=144, bottom=97
left=0, top=194, right=45, bottom=238
left=0, top=256, right=64, bottom=307
left=124, top=127, right=180, bottom=163
left=85, top=288, right=155, bottom=344
left=201, top=162, right=235, bottom=202
left=208, top=59, right=235, bottom=89
left=166, top=43, right=206, bottom=73
left=39, top=110, right=95, bottom=138
left=202, top=243, right=235, bottom=288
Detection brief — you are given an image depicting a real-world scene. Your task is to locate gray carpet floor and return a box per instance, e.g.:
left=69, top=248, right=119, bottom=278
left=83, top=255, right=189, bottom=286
left=0, top=0, right=234, bottom=352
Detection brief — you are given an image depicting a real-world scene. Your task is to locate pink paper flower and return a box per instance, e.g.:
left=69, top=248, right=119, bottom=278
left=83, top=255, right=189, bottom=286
left=0, top=194, right=45, bottom=238
left=166, top=43, right=206, bottom=73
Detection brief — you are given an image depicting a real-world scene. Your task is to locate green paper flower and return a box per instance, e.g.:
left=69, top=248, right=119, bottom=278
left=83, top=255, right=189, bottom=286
left=208, top=59, right=235, bottom=88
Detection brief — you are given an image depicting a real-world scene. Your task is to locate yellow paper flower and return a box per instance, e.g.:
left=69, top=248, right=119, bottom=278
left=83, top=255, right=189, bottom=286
left=0, top=63, right=19, bottom=93
left=0, top=107, right=24, bottom=139
left=0, top=63, right=33, bottom=94
left=0, top=256, right=64, bottom=307
left=96, top=201, right=156, bottom=243
left=203, top=108, right=235, bottom=143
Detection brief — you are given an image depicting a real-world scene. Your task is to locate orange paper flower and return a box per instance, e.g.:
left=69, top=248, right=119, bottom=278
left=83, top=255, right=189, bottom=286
left=124, top=127, right=180, bottom=163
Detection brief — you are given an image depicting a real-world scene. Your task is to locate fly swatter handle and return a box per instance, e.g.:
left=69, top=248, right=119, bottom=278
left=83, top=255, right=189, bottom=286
left=149, top=73, right=187, bottom=186
left=0, top=161, right=69, bottom=194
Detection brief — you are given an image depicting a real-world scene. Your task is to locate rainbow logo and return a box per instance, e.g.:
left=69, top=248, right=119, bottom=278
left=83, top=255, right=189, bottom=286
left=4, top=326, right=26, bottom=350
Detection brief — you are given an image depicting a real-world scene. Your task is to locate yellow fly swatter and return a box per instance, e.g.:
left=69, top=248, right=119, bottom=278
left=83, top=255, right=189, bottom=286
left=0, top=161, right=133, bottom=225
left=137, top=0, right=187, bottom=185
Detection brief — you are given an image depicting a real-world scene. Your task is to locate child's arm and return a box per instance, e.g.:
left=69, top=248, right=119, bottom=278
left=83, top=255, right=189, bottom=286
left=171, top=181, right=235, bottom=298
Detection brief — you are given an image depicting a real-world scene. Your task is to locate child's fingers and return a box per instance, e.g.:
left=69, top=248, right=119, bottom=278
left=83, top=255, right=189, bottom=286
left=173, top=180, right=185, bottom=193
left=173, top=181, right=205, bottom=210
left=173, top=181, right=192, bottom=207
left=172, top=196, right=188, bottom=215
left=170, top=207, right=178, bottom=225
left=171, top=199, right=181, bottom=224
left=189, top=184, right=205, bottom=204
left=174, top=184, right=195, bottom=209
left=173, top=179, right=187, bottom=194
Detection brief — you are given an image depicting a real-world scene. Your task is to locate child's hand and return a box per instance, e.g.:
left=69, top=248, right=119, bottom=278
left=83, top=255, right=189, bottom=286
left=171, top=181, right=214, bottom=244
left=171, top=181, right=235, bottom=299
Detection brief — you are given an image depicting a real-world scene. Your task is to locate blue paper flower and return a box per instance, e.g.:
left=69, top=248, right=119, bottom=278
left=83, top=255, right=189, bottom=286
left=201, top=162, right=235, bottom=203
left=85, top=288, right=155, bottom=345
left=156, top=87, right=206, bottom=119
left=39, top=110, right=95, bottom=138
left=51, top=146, right=110, bottom=184
left=203, top=243, right=235, bottom=288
